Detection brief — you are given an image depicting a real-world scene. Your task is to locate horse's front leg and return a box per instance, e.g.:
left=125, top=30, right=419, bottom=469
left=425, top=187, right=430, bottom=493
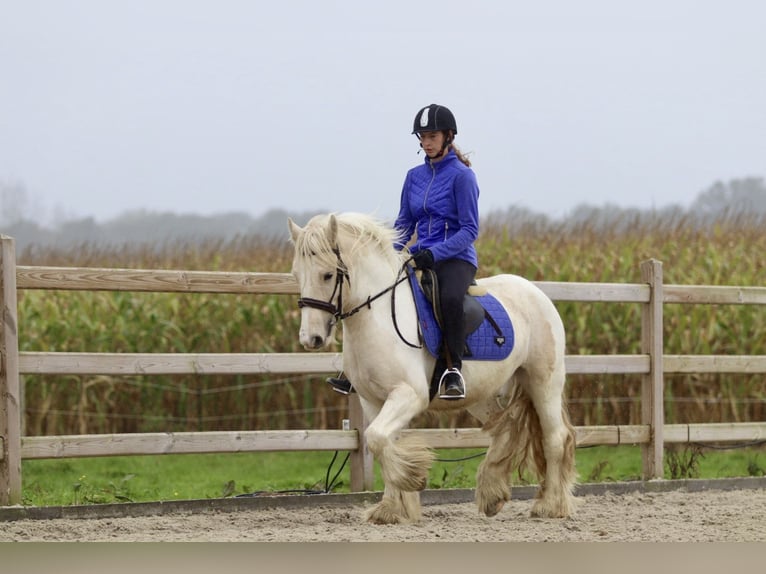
left=362, top=384, right=433, bottom=524
left=365, top=383, right=433, bottom=491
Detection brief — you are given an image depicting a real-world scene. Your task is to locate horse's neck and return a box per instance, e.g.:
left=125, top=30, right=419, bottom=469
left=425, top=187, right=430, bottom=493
left=343, top=253, right=406, bottom=323
left=348, top=254, right=397, bottom=301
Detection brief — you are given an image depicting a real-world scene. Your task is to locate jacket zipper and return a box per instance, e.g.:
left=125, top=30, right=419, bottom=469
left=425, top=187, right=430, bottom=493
left=423, top=162, right=436, bottom=238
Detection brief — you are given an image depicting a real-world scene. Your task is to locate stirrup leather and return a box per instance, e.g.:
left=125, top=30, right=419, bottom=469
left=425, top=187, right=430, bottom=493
left=438, top=368, right=466, bottom=400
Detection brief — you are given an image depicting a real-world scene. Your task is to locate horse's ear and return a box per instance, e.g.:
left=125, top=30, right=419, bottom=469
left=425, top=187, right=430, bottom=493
left=287, top=218, right=303, bottom=243
left=327, top=214, right=338, bottom=246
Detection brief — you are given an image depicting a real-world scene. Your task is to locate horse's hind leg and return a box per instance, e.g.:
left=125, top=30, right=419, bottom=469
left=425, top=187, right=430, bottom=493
left=473, top=385, right=528, bottom=518
left=474, top=409, right=515, bottom=517
left=474, top=367, right=577, bottom=519
left=522, top=365, right=578, bottom=518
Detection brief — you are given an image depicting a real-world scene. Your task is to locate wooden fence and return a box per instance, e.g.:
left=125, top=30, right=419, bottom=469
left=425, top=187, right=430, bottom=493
left=2, top=233, right=766, bottom=505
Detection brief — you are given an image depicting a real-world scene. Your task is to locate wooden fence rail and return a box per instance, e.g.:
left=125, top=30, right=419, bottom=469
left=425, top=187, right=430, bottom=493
left=2, top=233, right=766, bottom=505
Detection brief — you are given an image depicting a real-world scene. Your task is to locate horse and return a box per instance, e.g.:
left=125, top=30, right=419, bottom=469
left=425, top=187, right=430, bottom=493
left=288, top=212, right=577, bottom=524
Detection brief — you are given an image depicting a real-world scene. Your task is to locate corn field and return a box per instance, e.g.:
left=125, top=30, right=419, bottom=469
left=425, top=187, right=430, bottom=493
left=15, top=213, right=766, bottom=435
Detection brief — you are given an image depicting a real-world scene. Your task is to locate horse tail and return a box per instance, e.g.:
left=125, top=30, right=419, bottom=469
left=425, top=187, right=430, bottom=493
left=482, top=381, right=546, bottom=480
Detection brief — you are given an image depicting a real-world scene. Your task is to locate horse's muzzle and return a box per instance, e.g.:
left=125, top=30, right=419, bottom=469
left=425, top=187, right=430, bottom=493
left=299, top=317, right=335, bottom=350
left=304, top=334, right=326, bottom=350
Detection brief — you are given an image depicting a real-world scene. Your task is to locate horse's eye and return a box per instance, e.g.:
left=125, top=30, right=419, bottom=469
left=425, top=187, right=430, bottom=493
left=323, top=272, right=334, bottom=282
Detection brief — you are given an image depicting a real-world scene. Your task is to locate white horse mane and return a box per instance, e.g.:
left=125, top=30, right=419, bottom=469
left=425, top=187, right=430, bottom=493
left=294, top=212, right=406, bottom=270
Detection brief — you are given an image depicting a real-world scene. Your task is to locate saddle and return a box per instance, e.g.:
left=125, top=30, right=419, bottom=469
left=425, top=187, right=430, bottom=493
left=419, top=268, right=490, bottom=341
left=408, top=267, right=515, bottom=400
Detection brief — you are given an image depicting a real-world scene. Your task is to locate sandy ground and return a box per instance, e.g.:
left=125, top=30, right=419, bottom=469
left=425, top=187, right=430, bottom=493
left=2, top=486, right=765, bottom=542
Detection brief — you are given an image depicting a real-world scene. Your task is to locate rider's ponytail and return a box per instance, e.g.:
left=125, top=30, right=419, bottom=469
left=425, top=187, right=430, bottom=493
left=450, top=143, right=472, bottom=167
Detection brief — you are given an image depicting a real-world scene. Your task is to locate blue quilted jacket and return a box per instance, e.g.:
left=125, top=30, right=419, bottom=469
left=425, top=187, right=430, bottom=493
left=393, top=149, right=480, bottom=268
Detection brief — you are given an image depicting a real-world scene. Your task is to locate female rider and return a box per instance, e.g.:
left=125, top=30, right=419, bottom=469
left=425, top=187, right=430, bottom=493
left=327, top=103, right=480, bottom=400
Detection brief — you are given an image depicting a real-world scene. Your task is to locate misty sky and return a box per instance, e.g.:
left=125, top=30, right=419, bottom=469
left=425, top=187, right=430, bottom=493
left=1, top=0, right=765, bottom=225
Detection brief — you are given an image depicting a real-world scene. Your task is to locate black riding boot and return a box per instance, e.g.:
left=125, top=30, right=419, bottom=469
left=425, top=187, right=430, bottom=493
left=325, top=374, right=355, bottom=395
left=434, top=259, right=474, bottom=400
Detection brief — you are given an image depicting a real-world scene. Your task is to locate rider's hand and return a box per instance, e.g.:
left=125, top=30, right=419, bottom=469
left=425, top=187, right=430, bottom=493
left=412, top=249, right=434, bottom=270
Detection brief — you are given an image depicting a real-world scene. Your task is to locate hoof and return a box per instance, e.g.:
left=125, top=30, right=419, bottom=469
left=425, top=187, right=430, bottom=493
left=365, top=499, right=412, bottom=525
left=530, top=497, right=574, bottom=519
left=480, top=499, right=506, bottom=518
left=366, top=507, right=404, bottom=525
left=475, top=479, right=510, bottom=518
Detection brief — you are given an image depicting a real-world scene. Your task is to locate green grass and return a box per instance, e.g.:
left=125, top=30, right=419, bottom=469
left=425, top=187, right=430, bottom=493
left=20, top=444, right=766, bottom=507
left=21, top=452, right=341, bottom=506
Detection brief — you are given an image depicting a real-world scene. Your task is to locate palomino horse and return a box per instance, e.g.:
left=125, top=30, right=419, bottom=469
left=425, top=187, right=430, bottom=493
left=288, top=213, right=577, bottom=524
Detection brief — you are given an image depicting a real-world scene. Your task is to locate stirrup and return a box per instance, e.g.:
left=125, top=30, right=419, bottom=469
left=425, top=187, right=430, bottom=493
left=438, top=368, right=466, bottom=400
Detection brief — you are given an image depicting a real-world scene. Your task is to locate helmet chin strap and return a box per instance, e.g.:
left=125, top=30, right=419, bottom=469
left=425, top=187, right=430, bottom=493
left=417, top=136, right=452, bottom=159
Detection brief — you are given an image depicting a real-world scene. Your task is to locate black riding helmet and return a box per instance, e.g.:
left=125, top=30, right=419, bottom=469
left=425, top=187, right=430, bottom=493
left=412, top=104, right=458, bottom=135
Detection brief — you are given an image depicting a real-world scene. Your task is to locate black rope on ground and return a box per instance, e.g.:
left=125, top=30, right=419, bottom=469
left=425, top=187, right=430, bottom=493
left=323, top=450, right=351, bottom=492
left=434, top=451, right=487, bottom=463
left=233, top=447, right=486, bottom=499
left=234, top=450, right=351, bottom=498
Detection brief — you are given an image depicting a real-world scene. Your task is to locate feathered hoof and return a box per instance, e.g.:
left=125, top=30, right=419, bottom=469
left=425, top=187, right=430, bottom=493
left=386, top=471, right=428, bottom=493
left=476, top=492, right=509, bottom=517
left=475, top=472, right=511, bottom=517
left=380, top=437, right=434, bottom=492
left=483, top=500, right=506, bottom=518
left=530, top=495, right=577, bottom=519
left=365, top=498, right=415, bottom=525
left=381, top=460, right=428, bottom=492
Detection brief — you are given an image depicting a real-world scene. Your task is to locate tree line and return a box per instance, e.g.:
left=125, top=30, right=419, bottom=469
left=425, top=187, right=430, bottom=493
left=1, top=176, right=765, bottom=253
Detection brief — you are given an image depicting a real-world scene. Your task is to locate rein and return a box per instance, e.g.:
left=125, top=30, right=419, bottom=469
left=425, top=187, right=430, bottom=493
left=296, top=247, right=422, bottom=348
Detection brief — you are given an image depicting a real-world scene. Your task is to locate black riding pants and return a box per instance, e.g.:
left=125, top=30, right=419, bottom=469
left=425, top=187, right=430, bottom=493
left=433, top=258, right=477, bottom=369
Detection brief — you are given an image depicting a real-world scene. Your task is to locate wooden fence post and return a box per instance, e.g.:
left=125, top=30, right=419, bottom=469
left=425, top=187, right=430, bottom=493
left=0, top=235, right=22, bottom=505
left=348, top=394, right=374, bottom=491
left=640, top=258, right=664, bottom=479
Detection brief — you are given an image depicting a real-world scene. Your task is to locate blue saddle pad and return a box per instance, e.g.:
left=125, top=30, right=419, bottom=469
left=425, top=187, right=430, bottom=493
left=407, top=269, right=514, bottom=361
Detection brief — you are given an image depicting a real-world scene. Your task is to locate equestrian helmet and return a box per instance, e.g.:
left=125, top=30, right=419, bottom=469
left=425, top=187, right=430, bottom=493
left=412, top=104, right=457, bottom=135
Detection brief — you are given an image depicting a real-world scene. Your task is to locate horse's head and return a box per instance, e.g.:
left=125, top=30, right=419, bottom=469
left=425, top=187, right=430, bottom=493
left=288, top=212, right=406, bottom=350
left=288, top=214, right=345, bottom=350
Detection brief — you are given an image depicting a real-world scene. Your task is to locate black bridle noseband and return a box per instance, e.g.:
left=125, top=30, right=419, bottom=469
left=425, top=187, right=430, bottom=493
left=296, top=246, right=421, bottom=348
left=296, top=247, right=351, bottom=323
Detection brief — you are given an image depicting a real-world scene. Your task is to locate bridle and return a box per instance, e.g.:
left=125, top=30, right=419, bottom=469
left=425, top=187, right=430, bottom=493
left=296, top=247, right=351, bottom=321
left=296, top=246, right=422, bottom=348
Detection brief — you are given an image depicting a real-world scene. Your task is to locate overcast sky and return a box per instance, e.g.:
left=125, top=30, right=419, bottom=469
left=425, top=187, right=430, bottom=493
left=1, top=0, right=765, bottom=225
